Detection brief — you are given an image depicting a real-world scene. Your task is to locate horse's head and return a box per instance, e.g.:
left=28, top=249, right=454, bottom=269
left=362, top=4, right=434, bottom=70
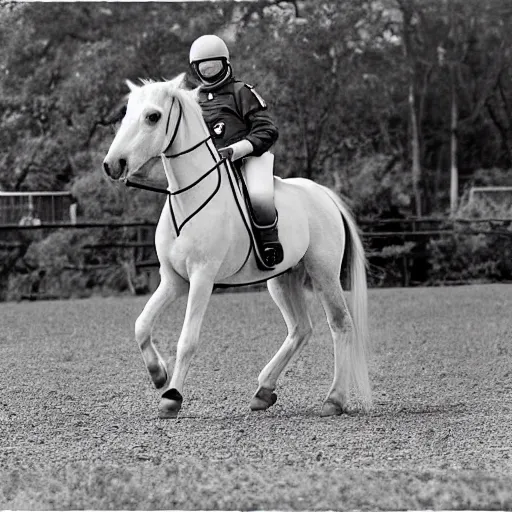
left=103, top=73, right=196, bottom=182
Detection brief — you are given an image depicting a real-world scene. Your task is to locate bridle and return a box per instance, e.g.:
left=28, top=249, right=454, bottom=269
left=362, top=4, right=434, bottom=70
left=126, top=96, right=229, bottom=237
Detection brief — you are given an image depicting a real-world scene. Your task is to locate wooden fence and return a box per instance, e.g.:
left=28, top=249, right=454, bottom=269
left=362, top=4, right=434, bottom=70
left=2, top=217, right=512, bottom=299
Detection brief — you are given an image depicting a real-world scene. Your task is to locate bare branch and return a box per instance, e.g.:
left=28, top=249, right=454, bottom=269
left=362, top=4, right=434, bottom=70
left=498, top=71, right=512, bottom=120
left=459, top=52, right=504, bottom=127
left=486, top=98, right=512, bottom=166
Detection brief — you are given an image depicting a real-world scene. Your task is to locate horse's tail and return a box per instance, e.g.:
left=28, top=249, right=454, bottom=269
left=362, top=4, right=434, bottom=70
left=316, top=185, right=372, bottom=411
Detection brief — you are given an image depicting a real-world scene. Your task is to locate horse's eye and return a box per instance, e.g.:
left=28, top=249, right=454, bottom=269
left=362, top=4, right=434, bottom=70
left=147, top=112, right=161, bottom=125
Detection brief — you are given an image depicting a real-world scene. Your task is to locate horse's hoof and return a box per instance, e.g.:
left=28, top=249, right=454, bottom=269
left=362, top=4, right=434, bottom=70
left=158, top=388, right=183, bottom=419
left=320, top=399, right=344, bottom=417
left=250, top=388, right=277, bottom=411
left=148, top=362, right=168, bottom=389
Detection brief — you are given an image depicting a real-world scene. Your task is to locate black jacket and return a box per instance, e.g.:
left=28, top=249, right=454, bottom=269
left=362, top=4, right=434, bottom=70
left=197, top=78, right=278, bottom=156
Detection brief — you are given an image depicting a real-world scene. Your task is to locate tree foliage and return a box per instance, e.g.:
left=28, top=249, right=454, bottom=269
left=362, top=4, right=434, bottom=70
left=1, top=0, right=511, bottom=219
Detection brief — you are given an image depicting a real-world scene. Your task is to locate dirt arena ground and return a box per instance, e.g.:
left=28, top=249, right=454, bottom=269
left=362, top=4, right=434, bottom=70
left=1, top=284, right=511, bottom=510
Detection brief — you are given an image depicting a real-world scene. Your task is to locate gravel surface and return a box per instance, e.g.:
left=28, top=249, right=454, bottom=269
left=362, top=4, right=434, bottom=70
left=1, top=284, right=511, bottom=509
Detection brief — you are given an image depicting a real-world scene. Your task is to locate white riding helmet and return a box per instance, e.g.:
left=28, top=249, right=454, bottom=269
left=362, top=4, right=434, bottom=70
left=189, top=35, right=232, bottom=89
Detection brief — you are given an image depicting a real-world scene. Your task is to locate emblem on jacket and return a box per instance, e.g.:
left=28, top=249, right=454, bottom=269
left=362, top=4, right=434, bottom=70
left=212, top=121, right=226, bottom=138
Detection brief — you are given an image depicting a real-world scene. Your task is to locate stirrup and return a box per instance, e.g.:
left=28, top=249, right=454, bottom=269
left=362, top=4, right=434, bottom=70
left=261, top=243, right=284, bottom=268
left=252, top=217, right=284, bottom=270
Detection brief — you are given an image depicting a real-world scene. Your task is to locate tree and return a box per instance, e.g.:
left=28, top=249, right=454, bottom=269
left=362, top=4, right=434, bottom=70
left=1, top=0, right=511, bottom=219
left=0, top=2, right=229, bottom=193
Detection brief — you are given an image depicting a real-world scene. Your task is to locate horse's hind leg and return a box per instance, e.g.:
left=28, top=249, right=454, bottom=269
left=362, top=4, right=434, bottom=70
left=251, top=264, right=313, bottom=411
left=135, top=269, right=188, bottom=389
left=306, top=261, right=356, bottom=416
left=317, top=283, right=354, bottom=416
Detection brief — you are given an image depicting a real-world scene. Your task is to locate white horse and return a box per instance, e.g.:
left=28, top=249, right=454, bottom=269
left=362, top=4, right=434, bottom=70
left=103, top=75, right=372, bottom=418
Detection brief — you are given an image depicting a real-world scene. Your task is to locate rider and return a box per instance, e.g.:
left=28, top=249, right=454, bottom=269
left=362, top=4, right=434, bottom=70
left=189, top=34, right=284, bottom=269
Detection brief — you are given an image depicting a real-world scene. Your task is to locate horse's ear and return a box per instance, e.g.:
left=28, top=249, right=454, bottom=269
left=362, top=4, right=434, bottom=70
left=125, top=79, right=139, bottom=92
left=188, top=86, right=201, bottom=101
left=167, top=72, right=187, bottom=90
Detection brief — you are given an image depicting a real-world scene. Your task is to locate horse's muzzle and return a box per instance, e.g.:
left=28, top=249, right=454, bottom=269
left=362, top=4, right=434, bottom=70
left=103, top=157, right=127, bottom=180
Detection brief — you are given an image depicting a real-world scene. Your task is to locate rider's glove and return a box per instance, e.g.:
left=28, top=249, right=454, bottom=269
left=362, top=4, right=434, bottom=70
left=218, top=147, right=234, bottom=160
left=219, top=139, right=254, bottom=161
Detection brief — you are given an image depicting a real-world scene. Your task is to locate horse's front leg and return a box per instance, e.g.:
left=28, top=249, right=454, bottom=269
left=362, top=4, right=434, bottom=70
left=159, top=271, right=215, bottom=418
left=135, top=270, right=189, bottom=389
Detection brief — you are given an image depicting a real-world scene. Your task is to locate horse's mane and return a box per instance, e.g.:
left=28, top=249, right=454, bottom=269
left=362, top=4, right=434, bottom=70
left=174, top=86, right=203, bottom=118
left=139, top=78, right=156, bottom=86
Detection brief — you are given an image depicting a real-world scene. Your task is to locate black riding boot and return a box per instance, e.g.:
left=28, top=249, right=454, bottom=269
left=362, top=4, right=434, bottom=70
left=255, top=219, right=284, bottom=268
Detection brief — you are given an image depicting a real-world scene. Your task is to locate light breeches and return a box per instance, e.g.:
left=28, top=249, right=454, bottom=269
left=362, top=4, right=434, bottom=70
left=242, top=152, right=276, bottom=226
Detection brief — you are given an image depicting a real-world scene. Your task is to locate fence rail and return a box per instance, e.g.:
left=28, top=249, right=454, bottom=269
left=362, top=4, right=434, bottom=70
left=3, top=216, right=512, bottom=230
left=2, top=217, right=512, bottom=299
left=0, top=221, right=156, bottom=231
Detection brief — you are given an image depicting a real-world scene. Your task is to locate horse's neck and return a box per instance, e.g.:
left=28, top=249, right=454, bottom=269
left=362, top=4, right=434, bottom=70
left=163, top=104, right=211, bottom=185
left=162, top=107, right=228, bottom=224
